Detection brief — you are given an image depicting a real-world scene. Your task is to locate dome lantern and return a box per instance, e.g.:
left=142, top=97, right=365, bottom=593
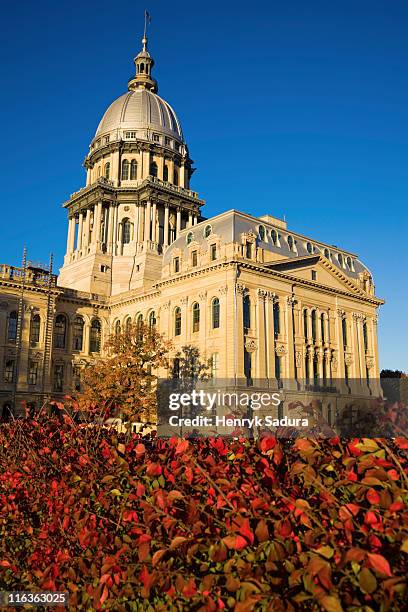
left=128, top=12, right=158, bottom=93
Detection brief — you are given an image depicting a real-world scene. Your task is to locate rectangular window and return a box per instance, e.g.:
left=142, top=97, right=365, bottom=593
left=104, top=135, right=110, bottom=144
left=153, top=133, right=160, bottom=142
left=165, top=137, right=171, bottom=147
left=245, top=242, right=252, bottom=259
left=100, top=265, right=108, bottom=273
left=73, top=366, right=81, bottom=392
left=211, top=353, right=219, bottom=379
left=210, top=244, right=217, bottom=261
left=174, top=257, right=180, bottom=273
left=53, top=364, right=64, bottom=392
left=192, top=250, right=197, bottom=267
left=4, top=360, right=14, bottom=383
left=125, top=131, right=136, bottom=139
left=28, top=361, right=38, bottom=385
left=311, top=270, right=317, bottom=280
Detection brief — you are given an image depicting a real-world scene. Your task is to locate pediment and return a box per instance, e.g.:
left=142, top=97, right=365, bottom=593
left=264, top=255, right=367, bottom=297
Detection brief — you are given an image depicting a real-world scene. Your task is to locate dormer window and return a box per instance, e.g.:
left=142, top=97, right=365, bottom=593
left=258, top=225, right=266, bottom=241
left=338, top=253, right=344, bottom=268
left=287, top=235, right=295, bottom=252
left=174, top=257, right=180, bottom=273
left=346, top=256, right=352, bottom=270
left=324, top=248, right=331, bottom=260
left=271, top=229, right=278, bottom=245
left=245, top=241, right=252, bottom=259
left=306, top=242, right=313, bottom=254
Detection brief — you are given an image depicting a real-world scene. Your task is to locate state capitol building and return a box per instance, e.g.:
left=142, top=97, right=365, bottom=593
left=0, top=29, right=384, bottom=421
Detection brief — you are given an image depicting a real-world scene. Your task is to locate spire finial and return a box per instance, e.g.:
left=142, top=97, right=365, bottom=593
left=142, top=10, right=151, bottom=51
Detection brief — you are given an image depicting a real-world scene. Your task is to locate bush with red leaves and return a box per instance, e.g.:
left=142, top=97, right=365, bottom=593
left=0, top=417, right=407, bottom=611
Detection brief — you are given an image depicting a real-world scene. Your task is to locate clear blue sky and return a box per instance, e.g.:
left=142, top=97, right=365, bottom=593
left=0, top=0, right=407, bottom=371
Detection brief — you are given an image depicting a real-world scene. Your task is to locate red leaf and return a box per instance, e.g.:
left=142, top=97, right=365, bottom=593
left=239, top=518, right=254, bottom=545
left=222, top=535, right=247, bottom=551
left=367, top=553, right=392, bottom=577
left=175, top=439, right=189, bottom=455
left=100, top=585, right=109, bottom=605
left=260, top=436, right=276, bottom=452
left=367, top=488, right=380, bottom=505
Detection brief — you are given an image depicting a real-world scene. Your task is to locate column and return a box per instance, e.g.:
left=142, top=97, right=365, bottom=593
left=286, top=296, right=296, bottom=379
left=158, top=156, right=164, bottom=180
left=144, top=200, right=151, bottom=242
left=266, top=294, right=276, bottom=380
left=138, top=204, right=144, bottom=243
left=256, top=290, right=267, bottom=380
left=188, top=211, right=193, bottom=228
left=176, top=208, right=181, bottom=236
left=113, top=205, right=119, bottom=255
left=151, top=202, right=157, bottom=242
left=83, top=209, right=91, bottom=249
left=193, top=215, right=198, bottom=226
left=106, top=206, right=114, bottom=253
left=235, top=285, right=246, bottom=381
left=180, top=162, right=186, bottom=188
left=66, top=217, right=75, bottom=255
left=335, top=309, right=346, bottom=379
left=93, top=201, right=102, bottom=246
left=134, top=205, right=140, bottom=245
left=77, top=212, right=84, bottom=252
left=163, top=205, right=169, bottom=247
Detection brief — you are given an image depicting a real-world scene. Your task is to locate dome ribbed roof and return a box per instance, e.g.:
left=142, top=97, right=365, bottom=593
left=94, top=89, right=183, bottom=142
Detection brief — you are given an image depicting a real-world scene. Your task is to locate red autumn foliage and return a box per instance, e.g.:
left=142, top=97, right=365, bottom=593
left=0, top=417, right=407, bottom=610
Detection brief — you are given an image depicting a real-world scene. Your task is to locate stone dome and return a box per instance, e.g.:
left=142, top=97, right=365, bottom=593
left=93, top=89, right=184, bottom=144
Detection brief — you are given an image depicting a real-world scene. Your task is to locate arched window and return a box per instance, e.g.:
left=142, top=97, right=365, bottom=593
left=7, top=311, right=18, bottom=342
left=192, top=302, right=200, bottom=333
left=311, top=310, right=317, bottom=342
left=338, top=253, right=343, bottom=267
left=271, top=229, right=278, bottom=245
left=363, top=322, right=368, bottom=351
left=323, top=358, right=327, bottom=383
left=273, top=302, right=280, bottom=335
left=212, top=298, right=220, bottom=329
left=130, top=159, right=137, bottom=180
left=174, top=307, right=182, bottom=336
left=149, top=311, right=156, bottom=330
left=186, top=231, right=193, bottom=245
left=72, top=316, right=84, bottom=351
left=122, top=159, right=130, bottom=181
left=346, top=256, right=352, bottom=270
left=320, top=313, right=325, bottom=343
left=140, top=62, right=145, bottom=73
left=30, top=314, right=41, bottom=344
left=258, top=225, right=266, bottom=241
left=173, top=168, right=178, bottom=185
left=306, top=242, right=313, bottom=254
left=287, top=235, right=294, bottom=251
left=115, top=320, right=121, bottom=337
left=163, top=164, right=169, bottom=181
left=313, top=355, right=318, bottom=382
left=342, top=318, right=347, bottom=348
left=304, top=310, right=308, bottom=338
left=324, top=248, right=330, bottom=260
left=125, top=317, right=132, bottom=333
left=136, top=314, right=143, bottom=340
left=54, top=314, right=67, bottom=349
left=122, top=219, right=132, bottom=244
left=104, top=162, right=110, bottom=179
left=150, top=161, right=158, bottom=177
left=243, top=295, right=250, bottom=330
left=89, top=319, right=101, bottom=353
left=204, top=224, right=212, bottom=238
left=305, top=355, right=310, bottom=381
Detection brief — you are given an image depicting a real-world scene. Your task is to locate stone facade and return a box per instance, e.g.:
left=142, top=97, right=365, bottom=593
left=0, top=33, right=383, bottom=421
